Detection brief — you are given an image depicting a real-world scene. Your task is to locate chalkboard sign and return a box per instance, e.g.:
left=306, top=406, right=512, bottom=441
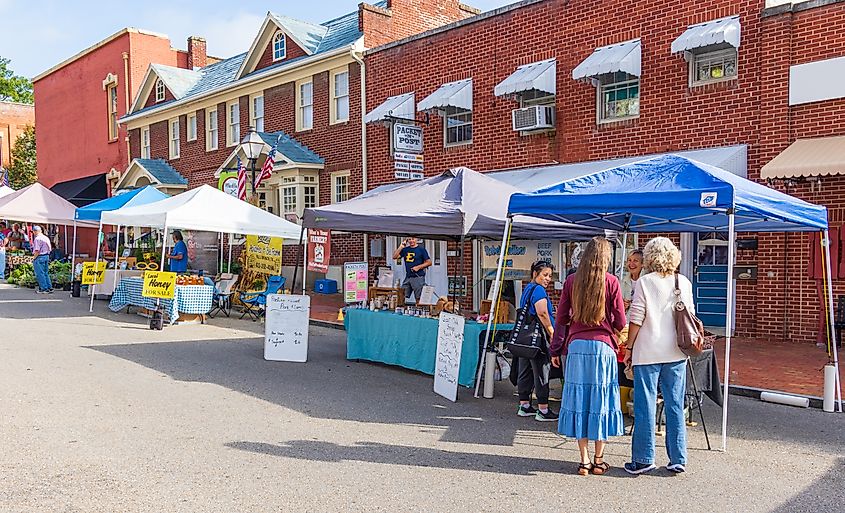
left=434, top=312, right=465, bottom=402
left=264, top=294, right=311, bottom=362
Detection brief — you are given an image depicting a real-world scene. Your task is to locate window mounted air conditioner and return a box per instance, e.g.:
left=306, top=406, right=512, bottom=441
left=511, top=105, right=555, bottom=131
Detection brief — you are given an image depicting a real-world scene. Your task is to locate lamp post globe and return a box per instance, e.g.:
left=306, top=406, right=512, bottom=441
left=241, top=126, right=264, bottom=197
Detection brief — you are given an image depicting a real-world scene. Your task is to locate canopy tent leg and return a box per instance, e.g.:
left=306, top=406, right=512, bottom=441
left=113, top=224, right=121, bottom=291
left=721, top=212, right=737, bottom=451
left=228, top=233, right=233, bottom=272
left=63, top=225, right=68, bottom=254
left=459, top=235, right=466, bottom=308
left=302, top=229, right=307, bottom=295
left=618, top=231, right=629, bottom=280
left=292, top=226, right=305, bottom=294
left=822, top=230, right=843, bottom=412
left=160, top=224, right=169, bottom=270
left=71, top=221, right=77, bottom=271
left=474, top=218, right=512, bottom=398
left=219, top=232, right=223, bottom=275
left=89, top=220, right=104, bottom=313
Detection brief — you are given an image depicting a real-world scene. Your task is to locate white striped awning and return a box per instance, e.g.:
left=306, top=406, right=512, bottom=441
left=671, top=15, right=741, bottom=54
left=365, top=92, right=415, bottom=124
left=494, top=59, right=556, bottom=97
left=417, top=79, right=473, bottom=112
left=572, top=39, right=641, bottom=81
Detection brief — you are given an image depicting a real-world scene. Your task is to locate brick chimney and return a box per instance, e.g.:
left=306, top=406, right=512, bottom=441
left=187, top=36, right=207, bottom=69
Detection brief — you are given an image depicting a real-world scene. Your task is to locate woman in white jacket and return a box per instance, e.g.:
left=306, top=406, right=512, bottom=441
left=623, top=237, right=694, bottom=475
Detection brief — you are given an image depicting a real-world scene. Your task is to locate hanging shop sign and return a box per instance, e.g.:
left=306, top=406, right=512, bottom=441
left=307, top=230, right=331, bottom=274
left=246, top=235, right=283, bottom=275
left=393, top=123, right=423, bottom=153
left=81, top=261, right=106, bottom=285
left=142, top=271, right=176, bottom=299
left=394, top=152, right=425, bottom=163
left=218, top=172, right=238, bottom=197
left=394, top=170, right=424, bottom=181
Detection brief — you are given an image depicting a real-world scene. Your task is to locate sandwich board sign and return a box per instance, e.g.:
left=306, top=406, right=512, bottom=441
left=434, top=312, right=465, bottom=402
left=264, top=294, right=310, bottom=362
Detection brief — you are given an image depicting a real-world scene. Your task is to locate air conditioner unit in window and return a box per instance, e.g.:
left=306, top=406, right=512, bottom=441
left=511, top=105, right=555, bottom=131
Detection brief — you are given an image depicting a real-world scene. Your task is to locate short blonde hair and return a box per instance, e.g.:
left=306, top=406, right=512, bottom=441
left=643, top=237, right=682, bottom=274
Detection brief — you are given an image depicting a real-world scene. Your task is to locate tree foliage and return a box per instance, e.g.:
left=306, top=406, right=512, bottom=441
left=0, top=57, right=33, bottom=104
left=9, top=125, right=37, bottom=189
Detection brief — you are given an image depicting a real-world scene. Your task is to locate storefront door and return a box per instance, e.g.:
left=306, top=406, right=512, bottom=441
left=385, top=237, right=448, bottom=302
left=693, top=232, right=729, bottom=329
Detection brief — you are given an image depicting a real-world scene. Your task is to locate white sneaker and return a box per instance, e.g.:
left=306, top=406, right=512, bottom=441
left=666, top=463, right=686, bottom=474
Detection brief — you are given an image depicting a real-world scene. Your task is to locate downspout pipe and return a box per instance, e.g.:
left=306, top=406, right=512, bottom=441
left=351, top=49, right=369, bottom=263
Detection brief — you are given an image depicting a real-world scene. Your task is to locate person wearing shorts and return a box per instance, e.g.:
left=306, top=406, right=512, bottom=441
left=392, top=237, right=431, bottom=302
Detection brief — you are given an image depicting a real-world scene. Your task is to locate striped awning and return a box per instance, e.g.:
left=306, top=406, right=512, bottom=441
left=761, top=136, right=845, bottom=179
left=572, top=39, right=641, bottom=80
left=365, top=92, right=415, bottom=124
left=671, top=15, right=741, bottom=54
left=417, top=79, right=473, bottom=112
left=494, top=59, right=556, bottom=97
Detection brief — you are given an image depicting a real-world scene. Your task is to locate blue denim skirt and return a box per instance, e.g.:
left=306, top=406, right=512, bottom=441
left=558, top=339, right=625, bottom=441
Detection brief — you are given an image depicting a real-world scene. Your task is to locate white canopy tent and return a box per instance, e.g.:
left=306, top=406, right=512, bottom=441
left=0, top=185, right=15, bottom=200
left=92, top=185, right=307, bottom=312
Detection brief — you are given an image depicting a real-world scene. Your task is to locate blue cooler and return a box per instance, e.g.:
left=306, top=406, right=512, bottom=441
left=314, top=279, right=338, bottom=294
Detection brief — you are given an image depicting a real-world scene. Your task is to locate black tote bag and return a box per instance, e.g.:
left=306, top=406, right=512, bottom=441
left=506, top=284, right=548, bottom=359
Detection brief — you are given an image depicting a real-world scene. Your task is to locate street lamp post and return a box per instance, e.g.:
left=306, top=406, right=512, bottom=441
left=241, top=126, right=264, bottom=200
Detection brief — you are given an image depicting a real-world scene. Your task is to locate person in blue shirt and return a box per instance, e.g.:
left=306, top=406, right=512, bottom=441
left=391, top=237, right=432, bottom=303
left=516, top=260, right=558, bottom=422
left=168, top=230, right=189, bottom=273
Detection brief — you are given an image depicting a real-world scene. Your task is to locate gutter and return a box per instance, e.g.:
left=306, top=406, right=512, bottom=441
left=350, top=49, right=369, bottom=263
left=121, top=44, right=355, bottom=125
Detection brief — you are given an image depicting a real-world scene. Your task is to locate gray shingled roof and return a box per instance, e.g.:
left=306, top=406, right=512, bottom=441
left=136, top=159, right=188, bottom=185
left=258, top=131, right=324, bottom=165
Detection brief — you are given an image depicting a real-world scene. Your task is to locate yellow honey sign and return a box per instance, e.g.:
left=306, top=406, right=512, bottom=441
left=81, top=262, right=106, bottom=285
left=142, top=271, right=176, bottom=299
left=246, top=235, right=283, bottom=275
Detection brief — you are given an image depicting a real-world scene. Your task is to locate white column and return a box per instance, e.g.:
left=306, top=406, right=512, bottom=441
left=720, top=213, right=737, bottom=451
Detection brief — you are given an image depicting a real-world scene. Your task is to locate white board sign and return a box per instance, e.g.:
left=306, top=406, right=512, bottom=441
left=264, top=294, right=311, bottom=362
left=434, top=312, right=465, bottom=402
left=394, top=170, right=424, bottom=181
left=394, top=152, right=424, bottom=162
left=393, top=123, right=423, bottom=153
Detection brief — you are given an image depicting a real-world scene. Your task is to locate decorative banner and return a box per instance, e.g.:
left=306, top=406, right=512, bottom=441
left=246, top=235, right=283, bottom=275
left=307, top=229, right=331, bottom=274
left=218, top=172, right=238, bottom=197
left=482, top=240, right=561, bottom=281
left=142, top=271, right=176, bottom=299
left=81, top=262, right=106, bottom=285
left=343, top=261, right=369, bottom=303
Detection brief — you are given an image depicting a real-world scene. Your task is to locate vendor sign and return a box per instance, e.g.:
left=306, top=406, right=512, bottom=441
left=482, top=240, right=560, bottom=280
left=142, top=271, right=176, bottom=299
left=344, top=261, right=368, bottom=303
left=307, top=230, right=331, bottom=274
left=246, top=235, right=283, bottom=275
left=81, top=262, right=106, bottom=285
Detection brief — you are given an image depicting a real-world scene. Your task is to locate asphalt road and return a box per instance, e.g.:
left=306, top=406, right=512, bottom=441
left=0, top=284, right=843, bottom=512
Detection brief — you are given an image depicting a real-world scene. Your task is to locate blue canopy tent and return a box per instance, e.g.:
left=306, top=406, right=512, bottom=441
left=498, top=154, right=840, bottom=450
left=72, top=186, right=170, bottom=311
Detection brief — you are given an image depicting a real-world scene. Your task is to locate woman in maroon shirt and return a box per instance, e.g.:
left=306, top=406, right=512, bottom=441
left=551, top=237, right=626, bottom=475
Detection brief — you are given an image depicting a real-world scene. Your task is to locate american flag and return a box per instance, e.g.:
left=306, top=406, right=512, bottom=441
left=254, top=135, right=280, bottom=190
left=236, top=156, right=247, bottom=201
left=1, top=167, right=8, bottom=187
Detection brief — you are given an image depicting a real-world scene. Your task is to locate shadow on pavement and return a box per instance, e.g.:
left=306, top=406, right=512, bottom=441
left=770, top=457, right=845, bottom=512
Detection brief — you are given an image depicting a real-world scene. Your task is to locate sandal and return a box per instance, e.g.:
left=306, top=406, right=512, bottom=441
left=577, top=463, right=593, bottom=476
left=591, top=457, right=610, bottom=475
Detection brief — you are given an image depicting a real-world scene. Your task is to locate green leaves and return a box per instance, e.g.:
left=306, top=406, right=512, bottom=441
left=8, top=125, right=36, bottom=189
left=0, top=57, right=33, bottom=104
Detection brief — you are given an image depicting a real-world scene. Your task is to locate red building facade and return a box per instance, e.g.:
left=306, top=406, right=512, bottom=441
left=363, top=0, right=845, bottom=342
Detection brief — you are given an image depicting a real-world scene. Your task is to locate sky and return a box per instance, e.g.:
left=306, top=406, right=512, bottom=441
left=0, top=0, right=516, bottom=79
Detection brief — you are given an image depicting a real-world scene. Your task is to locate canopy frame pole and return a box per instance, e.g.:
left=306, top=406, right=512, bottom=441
left=720, top=211, right=736, bottom=452
left=63, top=224, right=68, bottom=254
left=160, top=223, right=169, bottom=271
left=302, top=229, right=307, bottom=295
left=618, top=231, right=629, bottom=280
left=89, top=220, right=104, bottom=313
left=292, top=226, right=305, bottom=295
left=71, top=221, right=77, bottom=273
left=459, top=235, right=466, bottom=309
left=474, top=217, right=512, bottom=398
left=822, top=229, right=843, bottom=412
left=112, top=224, right=121, bottom=291
left=228, top=233, right=233, bottom=273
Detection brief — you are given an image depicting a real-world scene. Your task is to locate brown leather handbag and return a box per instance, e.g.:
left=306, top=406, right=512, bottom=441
left=673, top=273, right=705, bottom=356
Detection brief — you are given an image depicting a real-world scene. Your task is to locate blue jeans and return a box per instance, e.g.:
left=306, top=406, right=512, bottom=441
left=0, top=250, right=5, bottom=280
left=33, top=255, right=52, bottom=291
left=632, top=360, right=687, bottom=466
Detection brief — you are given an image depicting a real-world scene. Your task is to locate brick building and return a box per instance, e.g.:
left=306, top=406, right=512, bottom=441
left=119, top=1, right=478, bottom=280
left=0, top=100, right=34, bottom=172
left=361, top=0, right=845, bottom=342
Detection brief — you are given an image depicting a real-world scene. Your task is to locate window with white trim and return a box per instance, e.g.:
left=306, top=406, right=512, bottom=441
left=444, top=106, right=473, bottom=146
left=107, top=83, right=119, bottom=140
left=297, top=79, right=313, bottom=131
left=331, top=69, right=349, bottom=123
left=227, top=101, right=240, bottom=146
left=187, top=113, right=197, bottom=141
left=141, top=126, right=150, bottom=158
left=690, top=48, right=738, bottom=86
left=332, top=171, right=350, bottom=203
left=251, top=95, right=264, bottom=132
left=282, top=184, right=297, bottom=215
left=279, top=172, right=319, bottom=220
left=207, top=108, right=218, bottom=151
left=272, top=31, right=286, bottom=62
left=155, top=79, right=165, bottom=102
left=597, top=72, right=639, bottom=123
left=169, top=118, right=180, bottom=159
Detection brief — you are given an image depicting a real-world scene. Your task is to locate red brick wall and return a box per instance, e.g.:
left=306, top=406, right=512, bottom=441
left=255, top=32, right=309, bottom=73
left=0, top=101, right=34, bottom=169
left=144, top=83, right=177, bottom=109
left=360, top=0, right=477, bottom=48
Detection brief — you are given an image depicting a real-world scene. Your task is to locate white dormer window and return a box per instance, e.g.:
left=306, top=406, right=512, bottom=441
left=273, top=31, right=286, bottom=62
left=155, top=79, right=165, bottom=102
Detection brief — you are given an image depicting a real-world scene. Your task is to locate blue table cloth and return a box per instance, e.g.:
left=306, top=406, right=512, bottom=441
left=108, top=277, right=213, bottom=324
left=344, top=308, right=513, bottom=387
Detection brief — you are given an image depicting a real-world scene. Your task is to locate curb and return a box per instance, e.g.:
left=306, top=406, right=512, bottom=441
left=728, top=384, right=825, bottom=410
left=310, top=319, right=344, bottom=331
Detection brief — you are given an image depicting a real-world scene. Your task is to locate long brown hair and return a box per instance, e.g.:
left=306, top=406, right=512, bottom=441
left=571, top=237, right=612, bottom=326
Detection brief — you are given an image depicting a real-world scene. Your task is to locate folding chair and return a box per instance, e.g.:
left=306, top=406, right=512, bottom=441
left=239, top=275, right=285, bottom=321
left=209, top=273, right=239, bottom=318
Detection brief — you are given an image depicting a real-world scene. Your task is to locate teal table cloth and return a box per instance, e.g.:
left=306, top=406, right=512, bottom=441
left=344, top=308, right=513, bottom=387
